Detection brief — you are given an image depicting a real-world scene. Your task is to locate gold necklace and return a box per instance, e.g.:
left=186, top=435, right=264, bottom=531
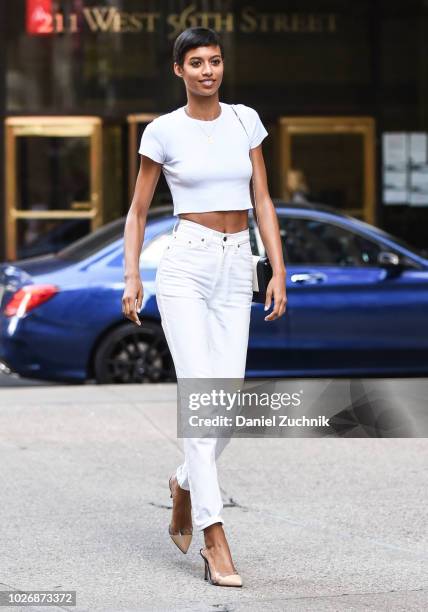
left=184, top=105, right=222, bottom=143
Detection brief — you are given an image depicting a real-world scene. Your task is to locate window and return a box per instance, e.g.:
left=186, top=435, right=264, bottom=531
left=57, top=218, right=125, bottom=261
left=280, top=217, right=385, bottom=266
left=248, top=221, right=259, bottom=255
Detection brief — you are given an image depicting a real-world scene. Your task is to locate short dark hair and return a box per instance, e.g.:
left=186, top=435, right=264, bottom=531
left=173, top=27, right=224, bottom=67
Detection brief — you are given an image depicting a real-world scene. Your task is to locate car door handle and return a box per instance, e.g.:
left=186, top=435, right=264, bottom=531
left=290, top=272, right=327, bottom=284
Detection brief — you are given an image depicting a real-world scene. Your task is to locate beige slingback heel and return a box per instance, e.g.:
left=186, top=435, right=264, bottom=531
left=168, top=475, right=193, bottom=554
left=199, top=547, right=243, bottom=587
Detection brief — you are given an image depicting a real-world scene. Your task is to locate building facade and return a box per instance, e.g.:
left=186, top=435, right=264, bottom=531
left=1, top=0, right=428, bottom=260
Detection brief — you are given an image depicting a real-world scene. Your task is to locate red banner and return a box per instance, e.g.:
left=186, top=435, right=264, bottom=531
left=26, top=0, right=53, bottom=35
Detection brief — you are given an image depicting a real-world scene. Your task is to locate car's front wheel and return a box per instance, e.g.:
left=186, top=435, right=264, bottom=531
left=93, top=321, right=175, bottom=384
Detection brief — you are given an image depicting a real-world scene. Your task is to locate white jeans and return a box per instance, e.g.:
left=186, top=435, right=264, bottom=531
left=155, top=218, right=253, bottom=531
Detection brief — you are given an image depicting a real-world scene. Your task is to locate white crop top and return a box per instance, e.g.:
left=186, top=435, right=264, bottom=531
left=138, top=101, right=268, bottom=216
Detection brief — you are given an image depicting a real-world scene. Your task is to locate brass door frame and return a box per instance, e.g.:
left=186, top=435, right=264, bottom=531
left=5, top=116, right=103, bottom=260
left=127, top=113, right=159, bottom=202
left=278, top=116, right=376, bottom=224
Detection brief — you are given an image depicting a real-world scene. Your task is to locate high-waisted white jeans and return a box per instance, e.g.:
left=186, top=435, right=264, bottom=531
left=155, top=218, right=253, bottom=531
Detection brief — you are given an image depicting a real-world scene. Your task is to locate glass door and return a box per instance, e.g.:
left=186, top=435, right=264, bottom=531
left=278, top=116, right=376, bottom=224
left=5, top=116, right=102, bottom=260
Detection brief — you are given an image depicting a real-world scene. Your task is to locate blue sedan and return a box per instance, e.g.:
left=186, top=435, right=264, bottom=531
left=1, top=202, right=428, bottom=383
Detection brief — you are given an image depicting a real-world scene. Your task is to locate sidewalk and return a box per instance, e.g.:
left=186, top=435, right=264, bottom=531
left=0, top=383, right=427, bottom=611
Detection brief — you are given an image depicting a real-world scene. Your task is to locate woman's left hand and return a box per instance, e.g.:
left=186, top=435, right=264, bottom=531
left=264, top=275, right=287, bottom=321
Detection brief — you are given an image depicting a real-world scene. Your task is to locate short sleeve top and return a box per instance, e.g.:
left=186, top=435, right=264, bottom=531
left=138, top=102, right=268, bottom=216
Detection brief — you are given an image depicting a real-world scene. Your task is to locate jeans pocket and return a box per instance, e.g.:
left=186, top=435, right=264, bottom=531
left=158, top=236, right=208, bottom=281
left=163, top=237, right=186, bottom=258
left=236, top=241, right=253, bottom=261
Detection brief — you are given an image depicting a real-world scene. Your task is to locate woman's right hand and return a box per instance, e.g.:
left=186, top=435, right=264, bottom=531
left=122, top=275, right=143, bottom=326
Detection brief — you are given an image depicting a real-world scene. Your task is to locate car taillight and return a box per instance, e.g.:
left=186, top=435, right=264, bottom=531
left=3, top=284, right=59, bottom=317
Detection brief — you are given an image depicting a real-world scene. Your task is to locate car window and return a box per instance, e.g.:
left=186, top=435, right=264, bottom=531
left=57, top=218, right=125, bottom=261
left=248, top=223, right=259, bottom=255
left=106, top=228, right=172, bottom=269
left=56, top=206, right=173, bottom=262
left=280, top=217, right=385, bottom=266
left=352, top=218, right=428, bottom=257
left=139, top=233, right=171, bottom=266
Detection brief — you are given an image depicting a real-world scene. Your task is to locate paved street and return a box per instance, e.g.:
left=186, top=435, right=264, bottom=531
left=0, top=383, right=427, bottom=611
left=0, top=371, right=59, bottom=387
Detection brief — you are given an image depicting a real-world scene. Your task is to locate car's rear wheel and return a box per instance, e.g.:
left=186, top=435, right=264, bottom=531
left=93, top=321, right=175, bottom=384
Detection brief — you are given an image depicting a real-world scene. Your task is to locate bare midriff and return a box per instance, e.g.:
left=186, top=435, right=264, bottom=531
left=178, top=210, right=249, bottom=234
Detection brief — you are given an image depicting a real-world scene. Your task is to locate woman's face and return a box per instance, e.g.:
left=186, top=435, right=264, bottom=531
left=174, top=45, right=224, bottom=97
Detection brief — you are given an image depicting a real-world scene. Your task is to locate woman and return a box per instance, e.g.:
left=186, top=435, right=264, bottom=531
left=122, top=27, right=287, bottom=587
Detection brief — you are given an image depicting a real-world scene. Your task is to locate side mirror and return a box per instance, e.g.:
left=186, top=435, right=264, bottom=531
left=377, top=251, right=400, bottom=266
left=377, top=251, right=403, bottom=277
